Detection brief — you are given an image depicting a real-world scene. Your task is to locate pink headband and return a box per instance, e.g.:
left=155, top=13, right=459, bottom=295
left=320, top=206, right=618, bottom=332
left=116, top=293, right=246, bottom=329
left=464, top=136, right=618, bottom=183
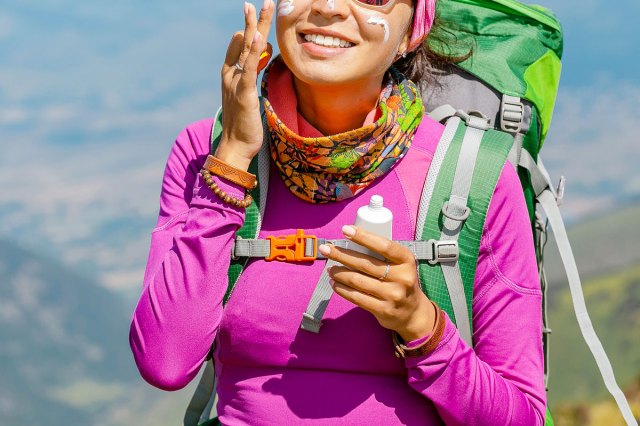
left=408, top=0, right=437, bottom=52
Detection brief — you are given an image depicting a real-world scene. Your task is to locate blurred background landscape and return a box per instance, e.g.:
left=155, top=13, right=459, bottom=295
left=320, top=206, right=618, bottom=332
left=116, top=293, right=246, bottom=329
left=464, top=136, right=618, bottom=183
left=1, top=0, right=639, bottom=424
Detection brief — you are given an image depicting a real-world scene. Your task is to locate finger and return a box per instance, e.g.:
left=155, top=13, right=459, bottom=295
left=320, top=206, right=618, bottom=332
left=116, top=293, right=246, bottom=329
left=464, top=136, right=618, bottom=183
left=238, top=32, right=265, bottom=86
left=319, top=243, right=388, bottom=279
left=257, top=0, right=275, bottom=42
left=331, top=279, right=386, bottom=313
left=342, top=225, right=414, bottom=264
left=237, top=2, right=259, bottom=67
left=222, top=31, right=245, bottom=80
left=329, top=266, right=387, bottom=299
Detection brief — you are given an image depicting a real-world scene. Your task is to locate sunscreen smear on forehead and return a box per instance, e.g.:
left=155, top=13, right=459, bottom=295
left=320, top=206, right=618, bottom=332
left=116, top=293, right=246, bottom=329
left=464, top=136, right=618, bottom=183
left=349, top=195, right=393, bottom=260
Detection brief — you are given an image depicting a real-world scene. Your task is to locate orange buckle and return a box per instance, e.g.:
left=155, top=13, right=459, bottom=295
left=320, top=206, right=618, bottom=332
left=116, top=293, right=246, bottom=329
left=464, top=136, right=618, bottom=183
left=266, top=229, right=317, bottom=262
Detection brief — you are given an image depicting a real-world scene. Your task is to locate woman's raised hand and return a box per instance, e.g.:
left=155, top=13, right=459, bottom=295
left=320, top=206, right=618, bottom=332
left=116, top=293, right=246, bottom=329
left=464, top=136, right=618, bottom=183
left=321, top=226, right=437, bottom=343
left=217, top=0, right=274, bottom=172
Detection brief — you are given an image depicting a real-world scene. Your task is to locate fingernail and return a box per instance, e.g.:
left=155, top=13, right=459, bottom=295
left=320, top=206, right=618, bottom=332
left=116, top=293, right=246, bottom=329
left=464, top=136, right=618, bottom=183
left=262, top=0, right=271, bottom=10
left=319, top=244, right=330, bottom=256
left=326, top=266, right=333, bottom=275
left=342, top=225, right=356, bottom=238
left=329, top=279, right=335, bottom=287
left=244, top=2, right=250, bottom=15
left=253, top=32, right=262, bottom=43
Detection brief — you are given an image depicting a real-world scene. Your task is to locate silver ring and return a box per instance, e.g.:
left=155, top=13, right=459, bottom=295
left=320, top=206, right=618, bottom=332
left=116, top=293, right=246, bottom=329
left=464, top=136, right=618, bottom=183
left=234, top=62, right=244, bottom=72
left=379, top=262, right=391, bottom=282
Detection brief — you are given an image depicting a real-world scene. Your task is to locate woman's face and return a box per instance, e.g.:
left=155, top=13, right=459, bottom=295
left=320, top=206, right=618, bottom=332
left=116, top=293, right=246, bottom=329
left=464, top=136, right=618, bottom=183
left=276, top=0, right=414, bottom=87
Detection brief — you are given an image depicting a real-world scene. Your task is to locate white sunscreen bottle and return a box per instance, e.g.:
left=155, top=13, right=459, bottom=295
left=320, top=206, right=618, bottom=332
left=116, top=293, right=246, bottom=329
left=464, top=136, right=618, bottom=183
left=349, top=195, right=393, bottom=260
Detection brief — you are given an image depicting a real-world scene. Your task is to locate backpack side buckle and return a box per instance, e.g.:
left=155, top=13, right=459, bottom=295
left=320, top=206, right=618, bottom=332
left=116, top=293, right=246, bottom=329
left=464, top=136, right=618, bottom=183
left=500, top=95, right=525, bottom=133
left=427, top=240, right=459, bottom=266
left=266, top=229, right=317, bottom=262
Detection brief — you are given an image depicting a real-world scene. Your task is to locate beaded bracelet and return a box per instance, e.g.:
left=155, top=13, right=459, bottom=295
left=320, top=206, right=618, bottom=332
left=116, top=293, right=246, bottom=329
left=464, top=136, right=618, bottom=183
left=200, top=169, right=253, bottom=209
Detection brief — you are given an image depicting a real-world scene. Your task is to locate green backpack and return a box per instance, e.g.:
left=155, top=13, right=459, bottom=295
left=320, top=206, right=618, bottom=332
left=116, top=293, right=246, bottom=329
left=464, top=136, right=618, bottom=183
left=184, top=1, right=637, bottom=425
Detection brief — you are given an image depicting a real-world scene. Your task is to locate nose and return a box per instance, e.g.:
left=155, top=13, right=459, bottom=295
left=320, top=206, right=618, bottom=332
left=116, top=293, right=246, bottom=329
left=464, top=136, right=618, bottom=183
left=310, top=0, right=350, bottom=20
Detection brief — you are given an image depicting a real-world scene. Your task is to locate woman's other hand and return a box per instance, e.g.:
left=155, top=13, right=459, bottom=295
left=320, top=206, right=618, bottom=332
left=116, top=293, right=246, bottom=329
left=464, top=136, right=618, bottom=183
left=321, top=225, right=437, bottom=343
left=218, top=0, right=274, bottom=171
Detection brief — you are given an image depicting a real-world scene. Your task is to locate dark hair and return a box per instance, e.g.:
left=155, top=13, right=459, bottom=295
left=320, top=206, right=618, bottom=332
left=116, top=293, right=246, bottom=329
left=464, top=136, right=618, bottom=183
left=394, top=15, right=472, bottom=89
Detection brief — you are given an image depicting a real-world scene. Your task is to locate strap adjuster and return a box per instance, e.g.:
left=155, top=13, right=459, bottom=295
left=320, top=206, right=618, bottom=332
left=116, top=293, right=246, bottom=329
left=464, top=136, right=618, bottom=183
left=428, top=240, right=459, bottom=265
left=500, top=95, right=525, bottom=133
left=442, top=201, right=471, bottom=222
left=266, top=229, right=317, bottom=262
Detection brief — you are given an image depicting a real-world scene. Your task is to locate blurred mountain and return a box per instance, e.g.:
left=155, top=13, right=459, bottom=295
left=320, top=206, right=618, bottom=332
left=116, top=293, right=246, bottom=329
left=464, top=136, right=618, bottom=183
left=0, top=238, right=135, bottom=424
left=0, top=237, right=207, bottom=425
left=545, top=203, right=640, bottom=282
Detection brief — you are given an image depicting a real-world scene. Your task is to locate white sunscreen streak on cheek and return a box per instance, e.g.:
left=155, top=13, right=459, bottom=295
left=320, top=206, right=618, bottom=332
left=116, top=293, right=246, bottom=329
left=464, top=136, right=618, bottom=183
left=367, top=15, right=390, bottom=43
left=277, top=0, right=294, bottom=16
left=327, top=0, right=335, bottom=10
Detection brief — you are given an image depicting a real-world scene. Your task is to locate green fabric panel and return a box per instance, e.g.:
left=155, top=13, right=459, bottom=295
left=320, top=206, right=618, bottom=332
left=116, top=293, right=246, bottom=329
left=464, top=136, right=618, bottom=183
left=431, top=0, right=563, bottom=151
left=545, top=406, right=555, bottom=426
left=420, top=124, right=513, bottom=329
left=198, top=418, right=221, bottom=426
left=209, top=110, right=261, bottom=305
left=455, top=129, right=514, bottom=323
left=524, top=49, right=562, bottom=145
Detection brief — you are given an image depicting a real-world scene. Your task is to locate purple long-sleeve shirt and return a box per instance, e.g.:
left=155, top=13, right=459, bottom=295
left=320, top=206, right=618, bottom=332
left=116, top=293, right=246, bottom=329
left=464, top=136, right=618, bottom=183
left=130, top=113, right=546, bottom=425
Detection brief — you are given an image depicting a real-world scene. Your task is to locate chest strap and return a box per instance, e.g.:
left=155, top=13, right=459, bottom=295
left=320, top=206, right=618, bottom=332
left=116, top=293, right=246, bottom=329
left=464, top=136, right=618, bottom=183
left=232, top=229, right=459, bottom=264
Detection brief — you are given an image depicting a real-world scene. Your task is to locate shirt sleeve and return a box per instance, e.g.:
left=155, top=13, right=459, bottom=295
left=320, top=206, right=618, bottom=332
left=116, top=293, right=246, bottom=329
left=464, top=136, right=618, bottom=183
left=129, top=119, right=247, bottom=391
left=405, top=163, right=547, bottom=425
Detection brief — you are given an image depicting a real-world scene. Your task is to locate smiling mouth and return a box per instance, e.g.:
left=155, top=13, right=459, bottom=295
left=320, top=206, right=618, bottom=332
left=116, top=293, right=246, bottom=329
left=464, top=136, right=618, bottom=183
left=302, top=33, right=354, bottom=48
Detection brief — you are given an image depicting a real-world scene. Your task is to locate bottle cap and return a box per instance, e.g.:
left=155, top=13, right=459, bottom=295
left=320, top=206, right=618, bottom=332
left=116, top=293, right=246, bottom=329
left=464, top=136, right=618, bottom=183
left=369, top=195, right=384, bottom=210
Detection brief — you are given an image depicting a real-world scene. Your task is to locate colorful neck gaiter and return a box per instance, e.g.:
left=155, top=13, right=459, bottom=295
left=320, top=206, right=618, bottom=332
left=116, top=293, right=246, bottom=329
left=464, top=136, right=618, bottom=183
left=261, top=57, right=424, bottom=204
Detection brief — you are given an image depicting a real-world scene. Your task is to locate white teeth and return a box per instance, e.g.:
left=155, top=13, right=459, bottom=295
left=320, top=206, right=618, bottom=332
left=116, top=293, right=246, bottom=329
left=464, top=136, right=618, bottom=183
left=304, top=33, right=353, bottom=48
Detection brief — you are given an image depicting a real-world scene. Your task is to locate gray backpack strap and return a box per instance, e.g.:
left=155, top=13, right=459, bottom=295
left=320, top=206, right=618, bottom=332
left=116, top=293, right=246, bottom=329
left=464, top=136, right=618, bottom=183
left=184, top=103, right=271, bottom=426
left=436, top=116, right=490, bottom=347
left=416, top=116, right=462, bottom=236
left=300, top=258, right=339, bottom=333
left=184, top=359, right=217, bottom=426
left=520, top=151, right=637, bottom=426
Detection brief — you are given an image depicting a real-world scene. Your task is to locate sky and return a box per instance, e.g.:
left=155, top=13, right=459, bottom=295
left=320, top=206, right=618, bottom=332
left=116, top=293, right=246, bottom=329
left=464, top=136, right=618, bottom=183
left=1, top=0, right=639, bottom=294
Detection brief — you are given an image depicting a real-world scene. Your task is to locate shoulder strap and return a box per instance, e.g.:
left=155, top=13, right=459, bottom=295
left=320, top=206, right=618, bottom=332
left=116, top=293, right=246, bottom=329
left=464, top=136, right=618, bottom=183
left=185, top=105, right=272, bottom=426
left=418, top=114, right=513, bottom=346
left=209, top=104, right=271, bottom=304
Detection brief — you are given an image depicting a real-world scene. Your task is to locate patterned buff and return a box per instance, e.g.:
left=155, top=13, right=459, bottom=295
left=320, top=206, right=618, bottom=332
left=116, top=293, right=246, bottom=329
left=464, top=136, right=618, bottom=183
left=261, top=59, right=424, bottom=204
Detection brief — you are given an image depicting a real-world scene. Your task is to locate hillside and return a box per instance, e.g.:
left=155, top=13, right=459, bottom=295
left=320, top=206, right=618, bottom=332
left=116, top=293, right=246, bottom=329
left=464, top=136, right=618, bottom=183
left=0, top=238, right=136, bottom=424
left=0, top=237, right=206, bottom=425
left=543, top=204, right=640, bottom=421
left=544, top=203, right=640, bottom=283
left=553, top=376, right=640, bottom=426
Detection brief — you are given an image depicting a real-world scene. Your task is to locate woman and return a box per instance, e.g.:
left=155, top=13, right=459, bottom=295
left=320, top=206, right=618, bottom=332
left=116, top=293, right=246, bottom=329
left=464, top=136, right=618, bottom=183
left=130, top=0, right=546, bottom=424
